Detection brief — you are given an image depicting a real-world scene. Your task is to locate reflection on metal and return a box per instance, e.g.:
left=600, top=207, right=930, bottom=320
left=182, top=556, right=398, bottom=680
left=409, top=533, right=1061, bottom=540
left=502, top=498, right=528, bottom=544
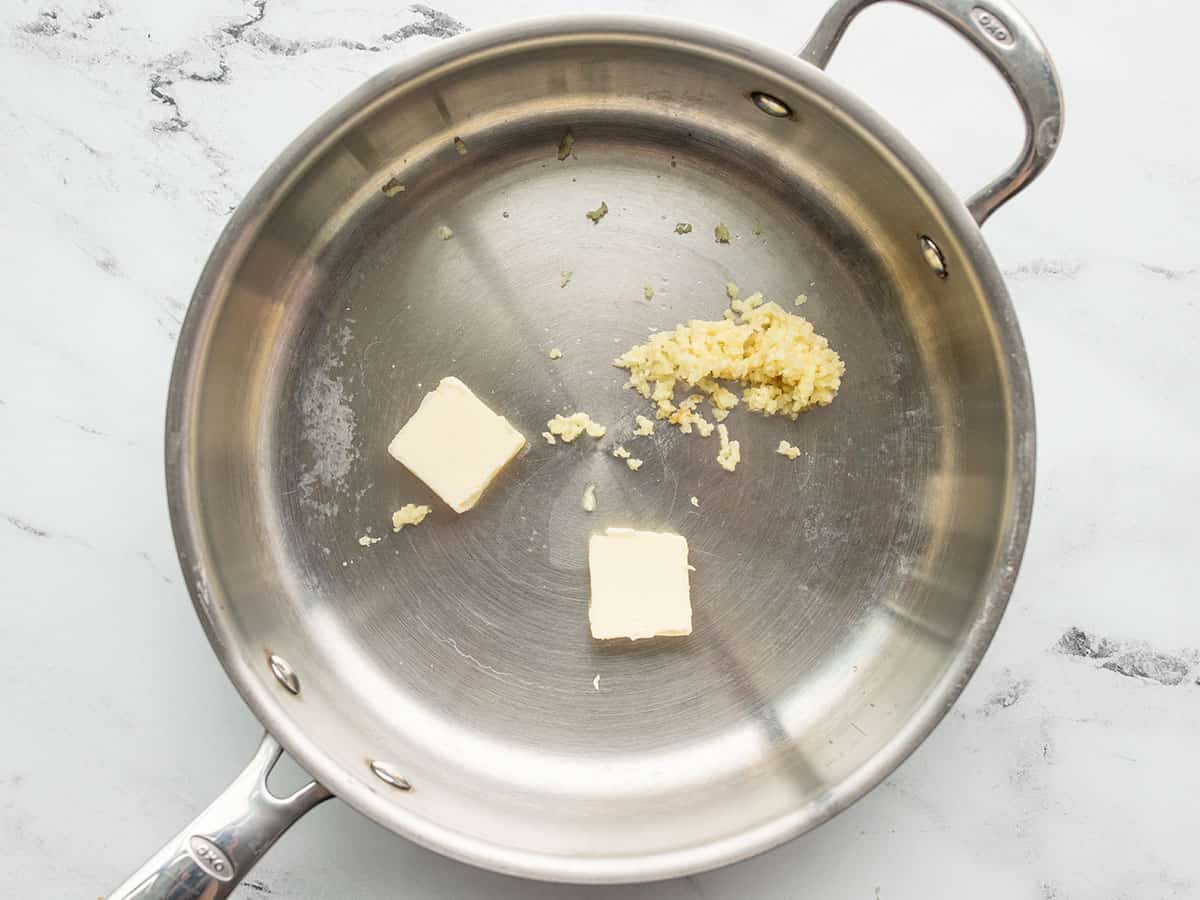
left=920, top=235, right=949, bottom=278
left=370, top=761, right=413, bottom=791
left=107, top=734, right=330, bottom=899
left=751, top=91, right=792, bottom=118
left=268, top=653, right=300, bottom=695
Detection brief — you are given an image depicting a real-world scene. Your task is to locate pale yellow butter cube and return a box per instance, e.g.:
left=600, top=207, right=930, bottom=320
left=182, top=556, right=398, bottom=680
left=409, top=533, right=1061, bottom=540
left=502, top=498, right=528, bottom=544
left=588, top=527, right=692, bottom=640
left=387, top=377, right=525, bottom=513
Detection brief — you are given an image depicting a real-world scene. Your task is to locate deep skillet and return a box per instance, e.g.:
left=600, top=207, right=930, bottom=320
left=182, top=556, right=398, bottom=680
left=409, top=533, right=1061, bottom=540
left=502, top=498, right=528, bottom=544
left=112, top=0, right=1061, bottom=895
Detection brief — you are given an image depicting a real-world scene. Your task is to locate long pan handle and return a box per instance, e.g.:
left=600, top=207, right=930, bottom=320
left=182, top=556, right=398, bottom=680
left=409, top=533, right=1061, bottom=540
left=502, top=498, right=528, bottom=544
left=800, top=0, right=1063, bottom=225
left=108, top=733, right=330, bottom=900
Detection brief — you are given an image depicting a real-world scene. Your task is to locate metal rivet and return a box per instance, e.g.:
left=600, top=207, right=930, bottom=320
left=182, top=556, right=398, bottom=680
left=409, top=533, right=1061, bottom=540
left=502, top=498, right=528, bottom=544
left=370, top=761, right=412, bottom=791
left=751, top=92, right=791, bottom=118
left=268, top=653, right=300, bottom=695
left=919, top=235, right=948, bottom=279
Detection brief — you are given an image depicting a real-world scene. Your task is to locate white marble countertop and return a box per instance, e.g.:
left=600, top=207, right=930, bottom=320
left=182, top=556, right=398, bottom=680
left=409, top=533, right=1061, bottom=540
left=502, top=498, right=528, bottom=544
left=2, top=0, right=1198, bottom=897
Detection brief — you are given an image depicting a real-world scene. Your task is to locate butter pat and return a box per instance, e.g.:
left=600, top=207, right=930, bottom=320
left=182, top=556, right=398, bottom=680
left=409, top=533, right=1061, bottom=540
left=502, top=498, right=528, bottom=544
left=588, top=527, right=692, bottom=640
left=388, top=377, right=526, bottom=513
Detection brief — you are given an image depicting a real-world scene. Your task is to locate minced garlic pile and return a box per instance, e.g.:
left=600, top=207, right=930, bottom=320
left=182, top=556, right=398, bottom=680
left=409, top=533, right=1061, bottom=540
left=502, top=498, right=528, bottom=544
left=614, top=288, right=844, bottom=435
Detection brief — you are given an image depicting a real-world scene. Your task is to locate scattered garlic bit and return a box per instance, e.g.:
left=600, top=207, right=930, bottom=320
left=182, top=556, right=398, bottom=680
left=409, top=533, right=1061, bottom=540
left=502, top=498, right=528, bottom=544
left=674, top=222, right=693, bottom=234
left=626, top=458, right=644, bottom=471
left=644, top=284, right=655, bottom=301
left=391, top=504, right=431, bottom=531
left=381, top=177, right=405, bottom=197
left=714, top=223, right=731, bottom=243
left=560, top=270, right=573, bottom=288
left=581, top=483, right=597, bottom=512
left=586, top=201, right=609, bottom=224
left=557, top=131, right=575, bottom=161
left=542, top=431, right=556, bottom=445
left=725, top=281, right=739, bottom=301
left=453, top=136, right=468, bottom=155
left=358, top=534, right=381, bottom=547
left=633, top=415, right=655, bottom=436
left=666, top=393, right=715, bottom=437
left=436, top=225, right=454, bottom=240
left=612, top=444, right=631, bottom=459
left=549, top=348, right=563, bottom=359
left=777, top=440, right=802, bottom=460
left=614, top=287, right=844, bottom=434
left=690, top=496, right=699, bottom=508
left=593, top=674, right=600, bottom=690
left=794, top=294, right=808, bottom=306
left=547, top=412, right=606, bottom=442
left=753, top=221, right=763, bottom=236
left=716, top=424, right=741, bottom=472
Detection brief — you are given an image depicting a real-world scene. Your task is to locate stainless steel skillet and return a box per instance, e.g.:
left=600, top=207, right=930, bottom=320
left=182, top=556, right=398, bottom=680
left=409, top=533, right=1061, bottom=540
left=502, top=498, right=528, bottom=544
left=113, top=0, right=1062, bottom=895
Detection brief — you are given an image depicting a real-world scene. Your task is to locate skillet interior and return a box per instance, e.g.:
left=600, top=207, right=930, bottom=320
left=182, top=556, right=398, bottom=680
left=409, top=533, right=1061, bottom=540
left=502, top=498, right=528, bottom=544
left=168, top=18, right=1032, bottom=882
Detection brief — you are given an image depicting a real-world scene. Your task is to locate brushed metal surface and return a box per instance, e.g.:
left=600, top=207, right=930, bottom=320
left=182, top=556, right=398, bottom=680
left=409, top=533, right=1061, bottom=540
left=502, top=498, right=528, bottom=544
left=157, top=9, right=1047, bottom=887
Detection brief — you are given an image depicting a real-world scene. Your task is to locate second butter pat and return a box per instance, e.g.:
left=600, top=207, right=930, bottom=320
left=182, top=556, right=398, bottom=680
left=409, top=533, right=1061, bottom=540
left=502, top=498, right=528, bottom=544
left=387, top=376, right=526, bottom=513
left=589, top=527, right=692, bottom=640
